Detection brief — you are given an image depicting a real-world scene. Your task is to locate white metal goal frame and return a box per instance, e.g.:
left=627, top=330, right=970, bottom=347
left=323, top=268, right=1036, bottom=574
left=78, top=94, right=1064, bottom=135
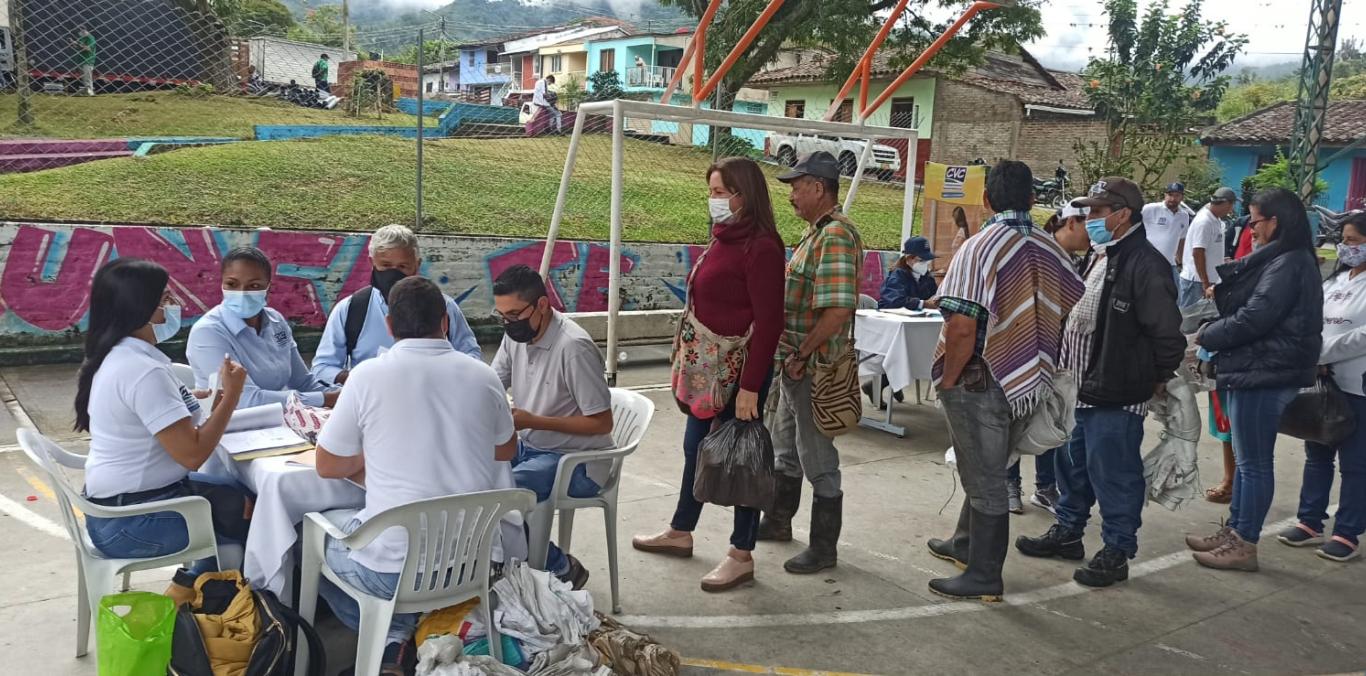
left=539, top=98, right=919, bottom=384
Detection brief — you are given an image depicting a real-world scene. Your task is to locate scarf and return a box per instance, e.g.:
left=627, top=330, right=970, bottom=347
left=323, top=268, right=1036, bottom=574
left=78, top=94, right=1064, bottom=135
left=934, top=211, right=1087, bottom=418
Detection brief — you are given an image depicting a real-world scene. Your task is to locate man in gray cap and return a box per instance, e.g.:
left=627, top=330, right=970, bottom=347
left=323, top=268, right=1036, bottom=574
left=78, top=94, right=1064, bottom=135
left=756, top=151, right=863, bottom=575
left=1178, top=187, right=1238, bottom=309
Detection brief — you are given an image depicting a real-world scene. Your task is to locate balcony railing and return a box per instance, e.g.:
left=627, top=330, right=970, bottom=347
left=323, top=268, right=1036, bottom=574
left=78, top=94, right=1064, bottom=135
left=485, top=62, right=513, bottom=77
left=626, top=65, right=677, bottom=89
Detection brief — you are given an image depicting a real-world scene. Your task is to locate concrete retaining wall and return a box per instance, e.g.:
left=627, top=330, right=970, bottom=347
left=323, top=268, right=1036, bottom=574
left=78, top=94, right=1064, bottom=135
left=0, top=221, right=900, bottom=342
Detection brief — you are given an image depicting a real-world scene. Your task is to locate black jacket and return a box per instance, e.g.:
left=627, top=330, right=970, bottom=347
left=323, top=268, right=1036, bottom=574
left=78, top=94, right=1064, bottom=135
left=1201, top=240, right=1323, bottom=390
left=1079, top=226, right=1187, bottom=407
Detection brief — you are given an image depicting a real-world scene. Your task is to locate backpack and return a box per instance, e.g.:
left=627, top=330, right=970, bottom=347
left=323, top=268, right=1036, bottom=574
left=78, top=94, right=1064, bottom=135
left=311, top=61, right=324, bottom=80
left=342, top=286, right=373, bottom=367
left=168, top=572, right=325, bottom=676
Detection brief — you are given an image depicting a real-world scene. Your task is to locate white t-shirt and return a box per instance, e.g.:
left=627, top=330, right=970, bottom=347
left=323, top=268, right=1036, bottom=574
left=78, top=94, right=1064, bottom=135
left=1141, top=202, right=1193, bottom=265
left=1180, top=207, right=1226, bottom=285
left=532, top=79, right=551, bottom=107
left=1321, top=272, right=1366, bottom=396
left=317, top=338, right=516, bottom=573
left=84, top=338, right=200, bottom=499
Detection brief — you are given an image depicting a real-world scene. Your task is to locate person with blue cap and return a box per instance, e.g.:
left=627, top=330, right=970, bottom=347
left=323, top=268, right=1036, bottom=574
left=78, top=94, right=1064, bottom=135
left=878, top=236, right=938, bottom=312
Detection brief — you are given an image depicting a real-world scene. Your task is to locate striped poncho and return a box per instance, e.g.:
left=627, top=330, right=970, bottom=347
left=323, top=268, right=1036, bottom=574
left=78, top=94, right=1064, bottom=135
left=933, top=215, right=1086, bottom=418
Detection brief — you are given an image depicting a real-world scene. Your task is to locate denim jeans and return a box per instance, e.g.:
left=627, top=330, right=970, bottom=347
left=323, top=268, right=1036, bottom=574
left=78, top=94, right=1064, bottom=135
left=937, top=364, right=1012, bottom=516
left=1177, top=277, right=1206, bottom=309
left=1226, top=386, right=1299, bottom=543
left=1296, top=392, right=1366, bottom=544
left=671, top=371, right=771, bottom=551
left=1054, top=407, right=1147, bottom=557
left=318, top=518, right=417, bottom=646
left=511, top=442, right=601, bottom=574
left=85, top=472, right=251, bottom=574
left=1008, top=449, right=1057, bottom=490
left=773, top=373, right=843, bottom=498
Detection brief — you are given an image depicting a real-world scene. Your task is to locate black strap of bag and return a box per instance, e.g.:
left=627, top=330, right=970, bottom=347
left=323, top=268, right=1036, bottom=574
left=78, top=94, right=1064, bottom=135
left=342, top=286, right=372, bottom=368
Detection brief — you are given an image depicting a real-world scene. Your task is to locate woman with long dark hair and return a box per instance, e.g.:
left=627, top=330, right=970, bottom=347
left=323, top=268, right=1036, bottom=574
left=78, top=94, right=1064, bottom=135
left=632, top=157, right=786, bottom=592
left=1189, top=188, right=1323, bottom=571
left=77, top=258, right=250, bottom=605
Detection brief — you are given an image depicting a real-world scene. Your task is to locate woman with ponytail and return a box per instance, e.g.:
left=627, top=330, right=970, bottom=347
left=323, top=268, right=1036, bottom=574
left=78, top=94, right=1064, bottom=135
left=77, top=258, right=250, bottom=606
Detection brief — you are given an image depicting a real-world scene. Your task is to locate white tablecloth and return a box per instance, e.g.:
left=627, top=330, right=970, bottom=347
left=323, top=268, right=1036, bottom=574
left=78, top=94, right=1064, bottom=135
left=855, top=309, right=945, bottom=392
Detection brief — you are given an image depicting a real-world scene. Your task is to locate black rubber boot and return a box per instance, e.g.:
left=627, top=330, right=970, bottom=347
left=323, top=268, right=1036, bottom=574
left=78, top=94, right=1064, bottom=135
left=928, top=508, right=1006, bottom=602
left=1015, top=524, right=1086, bottom=561
left=784, top=493, right=842, bottom=574
left=927, top=500, right=971, bottom=569
left=757, top=473, right=803, bottom=542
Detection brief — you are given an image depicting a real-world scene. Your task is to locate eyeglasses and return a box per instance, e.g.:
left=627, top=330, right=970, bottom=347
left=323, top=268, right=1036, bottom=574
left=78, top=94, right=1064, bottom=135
left=493, top=304, right=535, bottom=324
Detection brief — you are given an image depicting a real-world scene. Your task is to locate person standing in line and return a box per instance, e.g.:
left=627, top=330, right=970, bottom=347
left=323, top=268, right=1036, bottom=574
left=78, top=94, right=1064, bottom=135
left=533, top=74, right=562, bottom=134
left=1189, top=188, right=1323, bottom=571
left=1178, top=188, right=1237, bottom=308
left=632, top=157, right=786, bottom=591
left=1141, top=182, right=1194, bottom=283
left=75, top=27, right=97, bottom=96
left=925, top=160, right=1085, bottom=601
left=755, top=151, right=862, bottom=576
left=312, top=53, right=331, bottom=93
left=1275, top=212, right=1366, bottom=563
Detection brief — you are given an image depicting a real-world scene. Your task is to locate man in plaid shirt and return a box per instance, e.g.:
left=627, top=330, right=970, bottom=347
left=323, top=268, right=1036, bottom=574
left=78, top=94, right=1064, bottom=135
left=758, top=151, right=863, bottom=576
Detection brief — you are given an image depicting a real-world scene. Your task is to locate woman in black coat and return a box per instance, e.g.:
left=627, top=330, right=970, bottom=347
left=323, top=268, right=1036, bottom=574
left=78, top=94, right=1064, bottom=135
left=1188, top=188, right=1323, bottom=572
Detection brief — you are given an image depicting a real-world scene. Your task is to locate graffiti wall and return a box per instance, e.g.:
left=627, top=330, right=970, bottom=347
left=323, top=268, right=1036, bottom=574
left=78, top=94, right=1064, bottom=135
left=0, top=222, right=901, bottom=340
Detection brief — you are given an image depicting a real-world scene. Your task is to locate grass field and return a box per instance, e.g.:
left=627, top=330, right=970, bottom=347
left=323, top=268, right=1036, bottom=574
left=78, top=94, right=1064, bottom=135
left=0, top=92, right=421, bottom=139
left=0, top=133, right=922, bottom=249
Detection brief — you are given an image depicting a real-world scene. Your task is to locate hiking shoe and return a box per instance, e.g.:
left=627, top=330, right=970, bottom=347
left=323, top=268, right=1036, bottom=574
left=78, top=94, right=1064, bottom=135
left=1316, top=536, right=1361, bottom=563
left=1015, top=524, right=1086, bottom=560
left=1073, top=545, right=1130, bottom=588
left=1030, top=486, right=1060, bottom=515
left=1193, top=532, right=1258, bottom=572
left=1276, top=523, right=1325, bottom=548
left=558, top=554, right=590, bottom=590
left=1007, top=481, right=1025, bottom=515
left=1186, top=523, right=1235, bottom=552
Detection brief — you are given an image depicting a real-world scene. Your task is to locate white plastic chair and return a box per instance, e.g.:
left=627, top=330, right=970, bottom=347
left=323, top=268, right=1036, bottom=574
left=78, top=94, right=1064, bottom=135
left=17, top=428, right=222, bottom=658
left=170, top=362, right=196, bottom=391
left=526, top=388, right=655, bottom=614
left=297, top=489, right=536, bottom=675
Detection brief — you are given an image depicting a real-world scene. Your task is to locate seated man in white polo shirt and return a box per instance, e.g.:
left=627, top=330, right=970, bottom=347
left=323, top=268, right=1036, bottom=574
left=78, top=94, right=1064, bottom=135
left=491, top=265, right=614, bottom=589
left=314, top=276, right=518, bottom=669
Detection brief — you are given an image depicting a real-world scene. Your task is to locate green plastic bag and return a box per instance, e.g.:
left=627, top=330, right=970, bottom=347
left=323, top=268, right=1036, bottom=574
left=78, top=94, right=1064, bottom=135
left=97, top=592, right=176, bottom=676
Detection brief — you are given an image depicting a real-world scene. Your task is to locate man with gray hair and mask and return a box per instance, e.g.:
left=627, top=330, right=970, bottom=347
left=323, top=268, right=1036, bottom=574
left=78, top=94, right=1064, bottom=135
left=311, top=224, right=480, bottom=386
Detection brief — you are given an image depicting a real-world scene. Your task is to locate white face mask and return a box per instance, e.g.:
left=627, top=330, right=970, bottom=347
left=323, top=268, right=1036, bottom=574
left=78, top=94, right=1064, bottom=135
left=709, top=197, right=735, bottom=224
left=911, top=261, right=931, bottom=276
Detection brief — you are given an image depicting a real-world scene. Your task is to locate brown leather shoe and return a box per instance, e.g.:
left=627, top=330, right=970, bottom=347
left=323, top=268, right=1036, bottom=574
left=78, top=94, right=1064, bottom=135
left=631, top=530, right=693, bottom=558
left=1186, top=523, right=1234, bottom=552
left=700, top=554, right=754, bottom=592
left=1193, top=532, right=1259, bottom=572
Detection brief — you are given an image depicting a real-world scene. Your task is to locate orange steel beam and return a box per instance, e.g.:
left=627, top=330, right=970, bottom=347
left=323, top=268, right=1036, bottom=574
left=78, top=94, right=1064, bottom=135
left=865, top=1, right=1001, bottom=118
left=691, top=0, right=725, bottom=102
left=694, top=0, right=788, bottom=104
left=859, top=61, right=871, bottom=115
left=660, top=32, right=699, bottom=105
left=824, top=0, right=912, bottom=122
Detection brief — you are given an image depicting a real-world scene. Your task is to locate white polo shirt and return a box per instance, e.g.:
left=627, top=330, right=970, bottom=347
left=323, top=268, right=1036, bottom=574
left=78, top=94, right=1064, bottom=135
left=1180, top=206, right=1226, bottom=285
left=1141, top=201, right=1193, bottom=265
left=317, top=338, right=516, bottom=574
left=84, top=338, right=201, bottom=499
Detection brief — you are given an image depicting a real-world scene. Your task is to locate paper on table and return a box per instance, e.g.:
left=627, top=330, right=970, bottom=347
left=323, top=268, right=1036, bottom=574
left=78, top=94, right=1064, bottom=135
left=221, top=425, right=307, bottom=456
left=285, top=449, right=316, bottom=467
left=226, top=403, right=285, bottom=433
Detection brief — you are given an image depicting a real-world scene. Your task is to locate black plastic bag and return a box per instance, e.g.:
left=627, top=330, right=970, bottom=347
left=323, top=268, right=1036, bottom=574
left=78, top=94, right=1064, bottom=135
left=693, top=419, right=775, bottom=510
left=1279, top=374, right=1357, bottom=447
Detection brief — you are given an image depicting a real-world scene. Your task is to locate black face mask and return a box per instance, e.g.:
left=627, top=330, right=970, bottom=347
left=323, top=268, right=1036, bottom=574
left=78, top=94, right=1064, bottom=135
left=371, top=268, right=408, bottom=302
left=503, top=313, right=539, bottom=343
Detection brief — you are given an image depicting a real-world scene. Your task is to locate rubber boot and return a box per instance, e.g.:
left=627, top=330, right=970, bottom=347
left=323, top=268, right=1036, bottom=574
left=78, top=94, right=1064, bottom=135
left=757, top=473, right=803, bottom=542
left=784, top=493, right=842, bottom=574
left=928, top=507, right=1006, bottom=602
left=926, top=499, right=970, bottom=569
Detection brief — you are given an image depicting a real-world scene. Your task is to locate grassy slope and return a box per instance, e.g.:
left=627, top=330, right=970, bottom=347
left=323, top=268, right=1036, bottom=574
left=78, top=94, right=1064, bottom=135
left=0, top=134, right=919, bottom=248
left=0, top=92, right=421, bottom=139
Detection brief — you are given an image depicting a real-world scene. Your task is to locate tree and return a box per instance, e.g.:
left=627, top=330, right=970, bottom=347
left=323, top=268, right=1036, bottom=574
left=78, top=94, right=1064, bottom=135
left=391, top=40, right=460, bottom=66
left=1073, top=0, right=1247, bottom=194
left=1244, top=152, right=1328, bottom=201
left=588, top=70, right=624, bottom=101
left=287, top=5, right=354, bottom=48
left=1216, top=79, right=1295, bottom=122
left=227, top=0, right=296, bottom=36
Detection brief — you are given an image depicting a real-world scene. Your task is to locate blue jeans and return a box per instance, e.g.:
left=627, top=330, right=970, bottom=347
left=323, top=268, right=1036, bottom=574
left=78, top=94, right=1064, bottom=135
left=511, top=442, right=601, bottom=574
left=1297, top=392, right=1366, bottom=545
left=1177, top=277, right=1205, bottom=309
left=1054, top=408, right=1147, bottom=557
left=1226, top=387, right=1299, bottom=543
left=671, top=371, right=771, bottom=551
left=1007, top=449, right=1057, bottom=490
left=318, top=518, right=416, bottom=646
left=85, top=473, right=251, bottom=574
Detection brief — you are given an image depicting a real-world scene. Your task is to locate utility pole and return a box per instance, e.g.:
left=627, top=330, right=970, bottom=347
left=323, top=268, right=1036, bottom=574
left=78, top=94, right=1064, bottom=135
left=439, top=17, right=447, bottom=93
left=12, top=0, right=33, bottom=126
left=342, top=0, right=351, bottom=52
left=1288, top=0, right=1343, bottom=203
left=416, top=28, right=425, bottom=230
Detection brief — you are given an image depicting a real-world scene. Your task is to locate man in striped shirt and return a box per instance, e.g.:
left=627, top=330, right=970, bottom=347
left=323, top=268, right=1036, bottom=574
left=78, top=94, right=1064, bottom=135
left=1015, top=177, right=1184, bottom=588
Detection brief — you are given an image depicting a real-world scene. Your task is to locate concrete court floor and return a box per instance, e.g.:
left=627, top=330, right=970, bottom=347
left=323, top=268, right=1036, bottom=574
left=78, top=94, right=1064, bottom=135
left=0, top=360, right=1363, bottom=676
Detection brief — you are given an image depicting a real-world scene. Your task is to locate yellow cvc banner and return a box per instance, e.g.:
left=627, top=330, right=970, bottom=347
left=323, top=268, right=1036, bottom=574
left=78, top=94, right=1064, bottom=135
left=922, top=162, right=987, bottom=206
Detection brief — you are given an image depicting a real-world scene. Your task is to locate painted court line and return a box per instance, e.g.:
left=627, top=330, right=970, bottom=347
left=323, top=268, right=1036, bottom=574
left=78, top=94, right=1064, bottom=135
left=681, top=657, right=877, bottom=675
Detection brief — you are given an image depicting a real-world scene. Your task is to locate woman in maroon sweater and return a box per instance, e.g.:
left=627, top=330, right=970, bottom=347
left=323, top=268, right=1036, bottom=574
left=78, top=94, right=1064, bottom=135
left=632, top=157, right=787, bottom=592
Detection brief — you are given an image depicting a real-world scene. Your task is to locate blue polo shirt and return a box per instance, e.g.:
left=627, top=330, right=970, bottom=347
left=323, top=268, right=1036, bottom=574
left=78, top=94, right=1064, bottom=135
left=309, top=288, right=481, bottom=385
left=187, top=304, right=331, bottom=409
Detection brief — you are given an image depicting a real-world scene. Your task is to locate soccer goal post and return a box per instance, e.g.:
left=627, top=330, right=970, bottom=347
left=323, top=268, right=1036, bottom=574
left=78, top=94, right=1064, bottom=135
left=538, top=99, right=919, bottom=385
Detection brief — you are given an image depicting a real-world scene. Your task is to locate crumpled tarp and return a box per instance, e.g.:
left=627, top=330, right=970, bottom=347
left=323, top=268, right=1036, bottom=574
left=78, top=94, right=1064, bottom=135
left=1144, top=373, right=1203, bottom=511
left=490, top=561, right=599, bottom=656
left=589, top=613, right=681, bottom=676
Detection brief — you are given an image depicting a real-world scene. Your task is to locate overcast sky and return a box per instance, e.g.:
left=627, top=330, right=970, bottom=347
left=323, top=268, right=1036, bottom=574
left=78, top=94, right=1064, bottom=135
left=1027, top=0, right=1366, bottom=73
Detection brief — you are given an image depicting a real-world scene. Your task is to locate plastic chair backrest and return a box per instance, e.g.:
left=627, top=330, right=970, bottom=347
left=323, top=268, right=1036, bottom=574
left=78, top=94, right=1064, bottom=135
left=858, top=294, right=878, bottom=310
left=17, top=429, right=98, bottom=557
left=170, top=363, right=196, bottom=391
left=608, top=388, right=654, bottom=452
left=342, top=489, right=535, bottom=609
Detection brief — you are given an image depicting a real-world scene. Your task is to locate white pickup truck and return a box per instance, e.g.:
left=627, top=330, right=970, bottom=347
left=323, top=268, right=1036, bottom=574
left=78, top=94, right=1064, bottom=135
left=770, top=132, right=902, bottom=179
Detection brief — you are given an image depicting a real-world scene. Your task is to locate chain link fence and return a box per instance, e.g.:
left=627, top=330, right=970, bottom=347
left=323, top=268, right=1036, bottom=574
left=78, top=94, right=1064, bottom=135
left=0, top=0, right=920, bottom=251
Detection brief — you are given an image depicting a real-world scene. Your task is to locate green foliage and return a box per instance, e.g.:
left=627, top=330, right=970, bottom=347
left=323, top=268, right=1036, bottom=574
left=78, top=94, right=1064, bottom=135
left=715, top=134, right=757, bottom=159
left=587, top=71, right=624, bottom=102
left=286, top=5, right=353, bottom=48
left=558, top=74, right=588, bottom=112
left=174, top=83, right=216, bottom=97
left=1179, top=156, right=1225, bottom=207
left=345, top=69, right=396, bottom=118
left=1215, top=79, right=1296, bottom=122
left=390, top=40, right=460, bottom=67
left=1215, top=36, right=1366, bottom=123
left=1243, top=152, right=1329, bottom=200
left=225, top=0, right=295, bottom=35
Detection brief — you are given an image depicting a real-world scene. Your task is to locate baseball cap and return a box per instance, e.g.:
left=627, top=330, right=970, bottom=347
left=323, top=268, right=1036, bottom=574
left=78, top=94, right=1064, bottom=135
left=1165, top=182, right=1186, bottom=194
left=901, top=236, right=936, bottom=260
left=1073, top=177, right=1145, bottom=213
left=1059, top=203, right=1089, bottom=220
left=777, top=151, right=841, bottom=183
left=1209, top=187, right=1238, bottom=203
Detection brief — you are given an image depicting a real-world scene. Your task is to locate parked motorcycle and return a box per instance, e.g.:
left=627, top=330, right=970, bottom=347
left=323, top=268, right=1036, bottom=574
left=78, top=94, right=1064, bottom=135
left=1313, top=205, right=1362, bottom=246
left=1033, top=161, right=1071, bottom=209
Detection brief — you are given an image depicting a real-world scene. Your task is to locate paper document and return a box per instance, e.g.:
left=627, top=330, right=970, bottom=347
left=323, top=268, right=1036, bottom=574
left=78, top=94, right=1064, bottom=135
left=221, top=403, right=310, bottom=460
left=226, top=403, right=285, bottom=433
left=221, top=426, right=307, bottom=456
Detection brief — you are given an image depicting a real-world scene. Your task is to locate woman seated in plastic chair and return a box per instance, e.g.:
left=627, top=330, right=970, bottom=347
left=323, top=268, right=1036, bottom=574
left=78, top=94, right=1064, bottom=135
left=75, top=258, right=252, bottom=606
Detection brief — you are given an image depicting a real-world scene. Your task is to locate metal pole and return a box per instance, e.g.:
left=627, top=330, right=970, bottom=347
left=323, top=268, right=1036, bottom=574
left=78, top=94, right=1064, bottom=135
left=605, top=101, right=626, bottom=386
left=416, top=28, right=425, bottom=230
left=13, top=0, right=33, bottom=126
left=540, top=111, right=590, bottom=276
left=843, top=118, right=875, bottom=213
left=710, top=85, right=723, bottom=160
left=342, top=0, right=351, bottom=52
left=900, top=132, right=919, bottom=248
left=438, top=18, right=447, bottom=93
